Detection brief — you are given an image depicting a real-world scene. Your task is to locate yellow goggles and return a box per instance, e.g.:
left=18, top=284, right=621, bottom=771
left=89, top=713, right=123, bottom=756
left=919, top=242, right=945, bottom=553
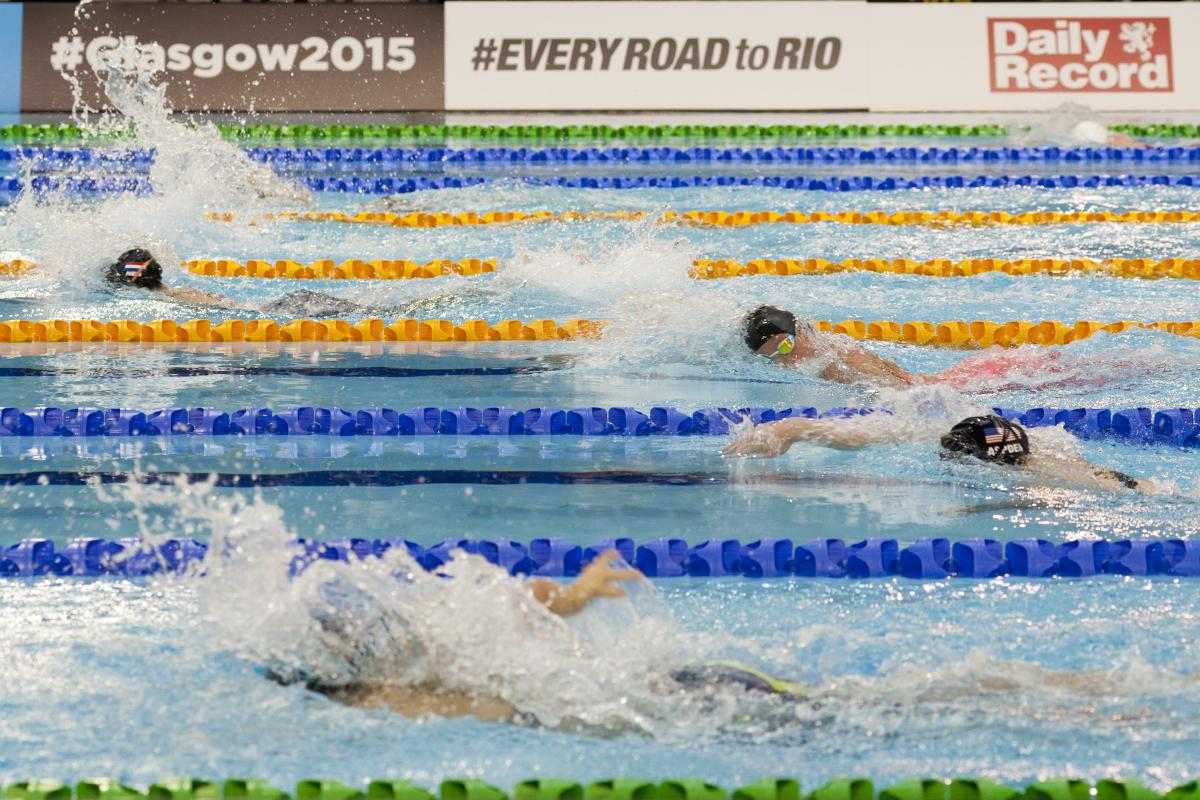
left=759, top=334, right=795, bottom=362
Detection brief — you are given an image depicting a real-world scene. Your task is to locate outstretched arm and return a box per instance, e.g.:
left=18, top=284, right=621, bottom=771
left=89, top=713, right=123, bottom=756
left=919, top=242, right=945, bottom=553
left=721, top=416, right=902, bottom=458
left=1023, top=452, right=1147, bottom=493
left=527, top=550, right=643, bottom=617
left=159, top=285, right=243, bottom=309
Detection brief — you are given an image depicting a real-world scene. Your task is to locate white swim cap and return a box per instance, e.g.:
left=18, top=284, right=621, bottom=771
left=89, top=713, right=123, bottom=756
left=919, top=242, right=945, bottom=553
left=1072, top=120, right=1110, bottom=145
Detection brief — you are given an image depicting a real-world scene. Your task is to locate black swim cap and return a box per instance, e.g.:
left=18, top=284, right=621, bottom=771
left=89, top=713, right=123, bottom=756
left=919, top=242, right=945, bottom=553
left=744, top=305, right=796, bottom=352
left=105, top=248, right=163, bottom=290
left=940, top=415, right=1030, bottom=465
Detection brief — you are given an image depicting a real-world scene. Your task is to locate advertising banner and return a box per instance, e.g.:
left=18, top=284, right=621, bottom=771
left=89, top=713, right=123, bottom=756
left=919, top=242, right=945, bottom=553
left=869, top=3, right=1200, bottom=111
left=0, top=5, right=23, bottom=113
left=20, top=3, right=444, bottom=112
left=444, top=1, right=868, bottom=111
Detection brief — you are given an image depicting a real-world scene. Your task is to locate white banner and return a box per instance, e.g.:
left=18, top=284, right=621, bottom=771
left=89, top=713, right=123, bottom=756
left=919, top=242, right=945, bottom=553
left=445, top=1, right=868, bottom=111
left=868, top=3, right=1200, bottom=112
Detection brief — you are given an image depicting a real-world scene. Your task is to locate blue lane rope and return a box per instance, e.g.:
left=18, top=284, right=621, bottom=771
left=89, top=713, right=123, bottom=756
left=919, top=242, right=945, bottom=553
left=0, top=365, right=564, bottom=379
left=0, top=405, right=861, bottom=437
left=3, top=534, right=1196, bottom=579
left=245, top=145, right=1200, bottom=165
left=1, top=405, right=1198, bottom=445
left=0, top=468, right=789, bottom=486
left=298, top=174, right=1200, bottom=195
left=3, top=174, right=1199, bottom=198
left=11, top=144, right=1200, bottom=166
left=0, top=177, right=152, bottom=196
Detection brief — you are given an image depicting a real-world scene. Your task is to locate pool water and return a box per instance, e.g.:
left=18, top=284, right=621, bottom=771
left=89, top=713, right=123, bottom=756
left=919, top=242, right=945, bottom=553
left=0, top=79, right=1198, bottom=790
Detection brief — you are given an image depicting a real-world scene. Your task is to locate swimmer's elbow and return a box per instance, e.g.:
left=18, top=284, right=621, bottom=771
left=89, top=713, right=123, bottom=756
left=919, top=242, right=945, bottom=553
left=527, top=578, right=575, bottom=615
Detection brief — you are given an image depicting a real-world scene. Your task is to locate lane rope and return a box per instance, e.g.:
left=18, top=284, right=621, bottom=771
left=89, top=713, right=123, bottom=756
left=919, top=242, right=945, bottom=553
left=7, top=174, right=1200, bottom=198
left=234, top=144, right=1200, bottom=165
left=0, top=778, right=1178, bottom=800
left=184, top=258, right=495, bottom=280
left=3, top=533, right=1197, bottom=579
left=23, top=144, right=1200, bottom=167
left=1, top=405, right=1196, bottom=445
left=0, top=318, right=603, bottom=343
left=1113, top=123, right=1200, bottom=138
left=691, top=258, right=1200, bottom=281
left=0, top=121, right=1014, bottom=141
left=817, top=318, right=1200, bottom=348
left=14, top=256, right=1200, bottom=283
left=213, top=209, right=1200, bottom=229
left=294, top=173, right=1200, bottom=195
left=0, top=318, right=1195, bottom=347
left=0, top=778, right=1180, bottom=800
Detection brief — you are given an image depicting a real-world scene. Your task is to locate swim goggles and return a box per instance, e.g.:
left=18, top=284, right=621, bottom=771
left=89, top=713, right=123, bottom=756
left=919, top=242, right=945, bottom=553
left=758, top=334, right=795, bottom=363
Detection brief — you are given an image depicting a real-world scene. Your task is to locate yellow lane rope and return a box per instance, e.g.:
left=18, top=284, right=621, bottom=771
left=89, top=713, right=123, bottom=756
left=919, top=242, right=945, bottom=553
left=6, top=256, right=1197, bottom=282
left=817, top=319, right=1198, bottom=348
left=0, top=318, right=1193, bottom=348
left=0, top=260, right=39, bottom=276
left=690, top=258, right=1200, bottom=280
left=0, top=318, right=604, bottom=343
left=183, top=257, right=1200, bottom=281
left=184, top=258, right=495, bottom=280
left=207, top=209, right=1200, bottom=229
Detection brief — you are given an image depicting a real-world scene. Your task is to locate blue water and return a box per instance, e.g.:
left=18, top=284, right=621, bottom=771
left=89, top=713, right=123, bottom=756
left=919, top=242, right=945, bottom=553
left=0, top=110, right=1199, bottom=790
left=3, top=573, right=1199, bottom=790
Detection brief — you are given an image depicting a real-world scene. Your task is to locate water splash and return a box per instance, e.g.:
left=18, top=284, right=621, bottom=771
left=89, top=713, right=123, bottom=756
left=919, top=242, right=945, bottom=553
left=84, top=475, right=781, bottom=737
left=0, top=36, right=308, bottom=293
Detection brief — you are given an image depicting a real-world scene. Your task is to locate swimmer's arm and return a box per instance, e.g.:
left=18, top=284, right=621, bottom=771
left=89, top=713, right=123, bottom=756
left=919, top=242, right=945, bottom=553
left=1024, top=453, right=1147, bottom=493
left=526, top=550, right=642, bottom=617
left=721, top=417, right=900, bottom=458
left=158, top=285, right=242, bottom=309
left=822, top=345, right=912, bottom=388
left=247, top=170, right=313, bottom=204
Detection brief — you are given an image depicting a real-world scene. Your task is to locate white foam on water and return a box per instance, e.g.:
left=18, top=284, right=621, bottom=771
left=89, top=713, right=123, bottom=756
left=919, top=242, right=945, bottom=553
left=0, top=37, right=309, bottom=295
left=84, top=475, right=783, bottom=739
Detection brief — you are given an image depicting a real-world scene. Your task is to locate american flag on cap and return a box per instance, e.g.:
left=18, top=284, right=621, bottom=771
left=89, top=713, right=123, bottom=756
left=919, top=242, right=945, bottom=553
left=983, top=422, right=1009, bottom=445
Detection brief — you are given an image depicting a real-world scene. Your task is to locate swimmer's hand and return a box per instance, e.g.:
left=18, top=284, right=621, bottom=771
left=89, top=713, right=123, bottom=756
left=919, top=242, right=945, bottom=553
left=527, top=550, right=643, bottom=617
left=722, top=417, right=897, bottom=458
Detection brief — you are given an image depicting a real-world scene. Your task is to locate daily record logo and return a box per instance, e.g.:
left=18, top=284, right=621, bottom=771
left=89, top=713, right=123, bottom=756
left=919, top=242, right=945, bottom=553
left=989, top=18, right=1172, bottom=92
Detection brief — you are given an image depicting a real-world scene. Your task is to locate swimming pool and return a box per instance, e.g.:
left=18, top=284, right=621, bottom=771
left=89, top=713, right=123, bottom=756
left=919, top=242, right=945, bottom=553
left=1, top=99, right=1199, bottom=792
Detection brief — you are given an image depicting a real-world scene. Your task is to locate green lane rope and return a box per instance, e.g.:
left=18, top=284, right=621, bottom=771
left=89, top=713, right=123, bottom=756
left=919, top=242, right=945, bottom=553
left=8, top=121, right=1200, bottom=143
left=1109, top=124, right=1200, bottom=138
left=0, top=122, right=1012, bottom=144
left=0, top=776, right=1190, bottom=800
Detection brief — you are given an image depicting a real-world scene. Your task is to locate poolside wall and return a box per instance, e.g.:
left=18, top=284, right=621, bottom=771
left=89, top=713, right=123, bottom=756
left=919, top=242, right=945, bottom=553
left=6, top=1, right=1200, bottom=113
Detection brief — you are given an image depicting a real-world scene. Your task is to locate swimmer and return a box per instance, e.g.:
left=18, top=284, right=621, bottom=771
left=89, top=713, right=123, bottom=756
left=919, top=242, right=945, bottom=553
left=105, top=249, right=366, bottom=315
left=1071, top=120, right=1147, bottom=149
left=300, top=550, right=642, bottom=722
left=105, top=248, right=241, bottom=309
left=745, top=305, right=1099, bottom=392
left=722, top=413, right=1148, bottom=494
left=746, top=305, right=921, bottom=388
left=106, top=250, right=480, bottom=317
left=288, top=551, right=809, bottom=724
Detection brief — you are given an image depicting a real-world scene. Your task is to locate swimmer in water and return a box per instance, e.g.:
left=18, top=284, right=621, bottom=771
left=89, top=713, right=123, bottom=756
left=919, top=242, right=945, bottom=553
left=746, top=305, right=1099, bottom=392
left=289, top=550, right=808, bottom=724
left=1070, top=120, right=1146, bottom=148
left=107, top=249, right=496, bottom=318
left=105, top=248, right=241, bottom=309
left=746, top=305, right=921, bottom=388
left=722, top=413, right=1148, bottom=494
